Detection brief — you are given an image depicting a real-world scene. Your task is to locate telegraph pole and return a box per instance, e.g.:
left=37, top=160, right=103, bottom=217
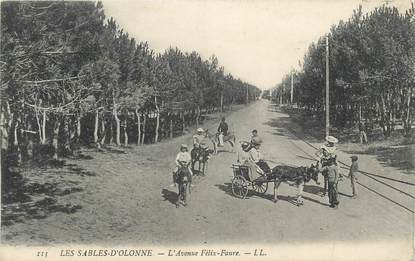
left=246, top=85, right=249, bottom=104
left=325, top=35, right=330, bottom=138
left=290, top=70, right=294, bottom=105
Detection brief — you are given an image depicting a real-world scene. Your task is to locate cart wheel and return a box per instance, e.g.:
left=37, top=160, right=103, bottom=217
left=231, top=176, right=249, bottom=199
left=253, top=181, right=268, bottom=194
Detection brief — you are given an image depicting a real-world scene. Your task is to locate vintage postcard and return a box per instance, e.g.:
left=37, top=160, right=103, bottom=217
left=0, top=0, right=414, bottom=260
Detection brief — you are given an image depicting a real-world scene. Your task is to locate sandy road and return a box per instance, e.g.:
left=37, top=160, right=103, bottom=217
left=3, top=100, right=413, bottom=250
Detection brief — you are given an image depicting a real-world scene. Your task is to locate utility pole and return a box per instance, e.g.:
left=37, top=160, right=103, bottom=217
left=290, top=70, right=294, bottom=105
left=246, top=85, right=249, bottom=104
left=325, top=35, right=330, bottom=138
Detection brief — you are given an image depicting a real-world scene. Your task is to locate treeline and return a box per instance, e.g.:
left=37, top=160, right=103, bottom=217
left=0, top=1, right=261, bottom=164
left=272, top=5, right=414, bottom=137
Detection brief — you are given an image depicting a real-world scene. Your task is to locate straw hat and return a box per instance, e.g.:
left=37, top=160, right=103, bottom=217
left=325, top=136, right=339, bottom=144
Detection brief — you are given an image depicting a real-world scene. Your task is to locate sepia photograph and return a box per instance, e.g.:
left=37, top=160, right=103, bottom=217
left=0, top=0, right=414, bottom=260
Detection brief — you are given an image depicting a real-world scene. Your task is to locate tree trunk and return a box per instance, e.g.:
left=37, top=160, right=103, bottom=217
left=155, top=96, right=160, bottom=143
left=124, top=117, right=128, bottom=146
left=196, top=106, right=200, bottom=127
left=52, top=116, right=61, bottom=160
left=63, top=115, right=70, bottom=154
left=379, top=95, right=389, bottom=137
left=135, top=109, right=141, bottom=146
left=403, top=85, right=413, bottom=136
left=113, top=106, right=121, bottom=145
left=13, top=118, right=22, bottom=164
left=99, top=115, right=106, bottom=148
left=220, top=90, right=224, bottom=113
left=94, top=109, right=99, bottom=143
left=141, top=113, right=146, bottom=145
left=35, top=108, right=42, bottom=144
left=76, top=113, right=81, bottom=143
left=1, top=101, right=11, bottom=152
left=109, top=120, right=114, bottom=145
left=169, top=113, right=173, bottom=139
left=42, top=109, right=47, bottom=144
left=181, top=111, right=185, bottom=133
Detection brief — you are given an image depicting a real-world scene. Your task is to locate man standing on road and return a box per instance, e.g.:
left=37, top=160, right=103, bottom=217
left=319, top=158, right=340, bottom=208
left=217, top=117, right=228, bottom=147
left=349, top=156, right=359, bottom=197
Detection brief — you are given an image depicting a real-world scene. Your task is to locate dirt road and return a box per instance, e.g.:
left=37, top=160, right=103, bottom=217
left=3, top=100, right=413, bottom=250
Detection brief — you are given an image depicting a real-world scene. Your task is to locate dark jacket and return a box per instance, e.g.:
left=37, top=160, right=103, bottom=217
left=321, top=165, right=339, bottom=183
left=218, top=122, right=228, bottom=135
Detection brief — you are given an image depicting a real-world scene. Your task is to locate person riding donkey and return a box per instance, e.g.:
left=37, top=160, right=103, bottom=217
left=191, top=128, right=211, bottom=172
left=171, top=144, right=193, bottom=187
left=192, top=127, right=210, bottom=152
left=217, top=117, right=229, bottom=147
left=315, top=135, right=338, bottom=196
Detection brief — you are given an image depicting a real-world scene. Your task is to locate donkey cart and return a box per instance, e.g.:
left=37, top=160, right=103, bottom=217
left=231, top=164, right=269, bottom=199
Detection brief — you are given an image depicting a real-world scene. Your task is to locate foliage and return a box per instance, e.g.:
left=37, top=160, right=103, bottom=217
left=0, top=1, right=261, bottom=163
left=272, top=4, right=414, bottom=138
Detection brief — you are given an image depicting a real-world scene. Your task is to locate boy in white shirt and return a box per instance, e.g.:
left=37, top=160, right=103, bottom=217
left=171, top=144, right=193, bottom=186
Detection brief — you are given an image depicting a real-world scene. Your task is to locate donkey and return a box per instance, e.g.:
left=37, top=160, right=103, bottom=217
left=205, top=129, right=236, bottom=154
left=190, top=146, right=214, bottom=176
left=266, top=163, right=319, bottom=206
left=175, top=165, right=191, bottom=207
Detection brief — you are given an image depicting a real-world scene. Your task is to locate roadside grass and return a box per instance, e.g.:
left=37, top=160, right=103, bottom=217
left=278, top=104, right=415, bottom=173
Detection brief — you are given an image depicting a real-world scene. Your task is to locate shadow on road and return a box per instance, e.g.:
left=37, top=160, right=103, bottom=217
left=2, top=166, right=84, bottom=227
left=303, top=184, right=323, bottom=195
left=215, top=182, right=327, bottom=207
left=301, top=195, right=330, bottom=207
left=161, top=189, right=178, bottom=206
left=263, top=117, right=296, bottom=139
left=338, top=191, right=353, bottom=198
left=214, top=183, right=234, bottom=198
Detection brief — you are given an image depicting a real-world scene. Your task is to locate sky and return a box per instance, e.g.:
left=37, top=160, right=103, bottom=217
left=102, top=0, right=413, bottom=89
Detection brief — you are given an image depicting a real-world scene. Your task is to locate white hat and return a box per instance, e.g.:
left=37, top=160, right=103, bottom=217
left=325, top=136, right=338, bottom=144
left=197, top=128, right=204, bottom=133
left=180, top=144, right=188, bottom=149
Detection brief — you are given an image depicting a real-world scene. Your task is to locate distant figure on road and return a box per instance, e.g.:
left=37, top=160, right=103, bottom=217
left=319, top=157, right=340, bottom=209
left=358, top=122, right=368, bottom=144
left=217, top=117, right=228, bottom=147
left=349, top=156, right=359, bottom=198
